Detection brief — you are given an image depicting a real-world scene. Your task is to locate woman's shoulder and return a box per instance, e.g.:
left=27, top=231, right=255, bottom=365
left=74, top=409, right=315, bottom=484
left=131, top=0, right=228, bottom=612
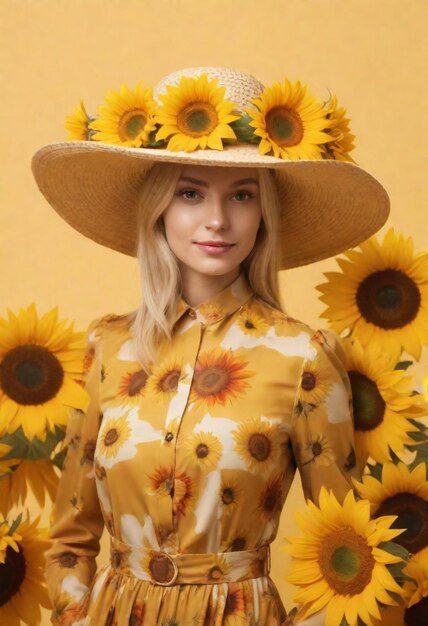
left=252, top=297, right=346, bottom=365
left=86, top=311, right=135, bottom=341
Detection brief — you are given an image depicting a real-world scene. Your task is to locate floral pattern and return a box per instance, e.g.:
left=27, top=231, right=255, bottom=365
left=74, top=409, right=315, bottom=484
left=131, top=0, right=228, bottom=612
left=45, top=275, right=358, bottom=625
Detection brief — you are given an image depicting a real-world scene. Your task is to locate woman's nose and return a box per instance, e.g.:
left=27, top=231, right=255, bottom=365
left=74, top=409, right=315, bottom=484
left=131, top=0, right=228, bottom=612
left=205, top=197, right=229, bottom=230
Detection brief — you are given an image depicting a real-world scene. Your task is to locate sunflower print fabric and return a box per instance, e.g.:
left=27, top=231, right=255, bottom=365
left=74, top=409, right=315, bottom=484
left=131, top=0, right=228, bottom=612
left=45, top=274, right=359, bottom=626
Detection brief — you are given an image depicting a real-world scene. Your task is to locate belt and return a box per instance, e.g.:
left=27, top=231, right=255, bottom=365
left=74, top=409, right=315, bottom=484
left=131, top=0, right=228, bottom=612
left=109, top=536, right=271, bottom=586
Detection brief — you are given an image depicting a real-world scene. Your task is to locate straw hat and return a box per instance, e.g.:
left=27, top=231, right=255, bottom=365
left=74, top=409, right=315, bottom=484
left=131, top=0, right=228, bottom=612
left=31, top=67, right=390, bottom=269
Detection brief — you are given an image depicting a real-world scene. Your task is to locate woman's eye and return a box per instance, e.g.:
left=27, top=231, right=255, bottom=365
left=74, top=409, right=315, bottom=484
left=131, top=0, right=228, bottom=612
left=177, top=188, right=201, bottom=200
left=233, top=190, right=254, bottom=202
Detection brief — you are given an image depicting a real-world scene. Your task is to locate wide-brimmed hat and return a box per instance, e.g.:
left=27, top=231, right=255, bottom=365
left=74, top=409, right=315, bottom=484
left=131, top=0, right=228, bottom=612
left=31, top=66, right=390, bottom=269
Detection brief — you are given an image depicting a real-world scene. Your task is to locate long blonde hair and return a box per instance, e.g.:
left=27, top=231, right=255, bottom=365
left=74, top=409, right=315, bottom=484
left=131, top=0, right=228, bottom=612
left=125, top=162, right=283, bottom=369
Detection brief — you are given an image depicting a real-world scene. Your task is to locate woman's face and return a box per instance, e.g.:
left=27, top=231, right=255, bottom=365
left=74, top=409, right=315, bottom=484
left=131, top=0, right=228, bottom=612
left=163, top=165, right=262, bottom=297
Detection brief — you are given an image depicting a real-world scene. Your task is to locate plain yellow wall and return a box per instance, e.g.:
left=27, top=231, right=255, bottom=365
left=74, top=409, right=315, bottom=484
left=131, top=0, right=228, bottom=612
left=1, top=1, right=427, bottom=623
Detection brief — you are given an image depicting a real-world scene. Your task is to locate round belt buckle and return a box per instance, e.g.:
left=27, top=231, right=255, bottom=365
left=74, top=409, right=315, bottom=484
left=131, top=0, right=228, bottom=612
left=149, top=552, right=178, bottom=586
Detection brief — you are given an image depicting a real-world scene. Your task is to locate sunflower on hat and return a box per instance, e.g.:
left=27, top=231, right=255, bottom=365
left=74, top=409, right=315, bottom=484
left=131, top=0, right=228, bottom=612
left=154, top=73, right=240, bottom=151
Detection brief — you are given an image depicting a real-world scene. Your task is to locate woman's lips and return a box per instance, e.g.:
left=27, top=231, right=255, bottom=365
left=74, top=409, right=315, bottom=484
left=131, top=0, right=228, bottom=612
left=194, top=241, right=235, bottom=255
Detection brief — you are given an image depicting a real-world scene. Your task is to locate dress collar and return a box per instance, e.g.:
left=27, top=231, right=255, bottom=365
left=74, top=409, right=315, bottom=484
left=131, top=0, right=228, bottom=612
left=174, top=274, right=254, bottom=326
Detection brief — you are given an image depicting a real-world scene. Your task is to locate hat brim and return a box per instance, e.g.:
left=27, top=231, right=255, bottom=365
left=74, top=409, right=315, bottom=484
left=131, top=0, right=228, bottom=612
left=31, top=140, right=390, bottom=269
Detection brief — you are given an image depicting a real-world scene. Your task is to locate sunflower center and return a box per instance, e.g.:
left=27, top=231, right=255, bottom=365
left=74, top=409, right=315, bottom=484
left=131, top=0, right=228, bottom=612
left=261, top=483, right=282, bottom=513
left=128, top=370, right=148, bottom=396
left=302, top=372, right=316, bottom=391
left=118, top=110, right=147, bottom=141
left=0, top=545, right=26, bottom=606
left=248, top=433, right=271, bottom=461
left=245, top=319, right=256, bottom=329
left=0, top=345, right=64, bottom=405
left=348, top=371, right=386, bottom=431
left=265, top=106, right=304, bottom=147
left=356, top=269, right=421, bottom=330
left=196, top=443, right=209, bottom=459
left=195, top=366, right=230, bottom=396
left=104, top=428, right=119, bottom=446
left=222, top=487, right=235, bottom=505
left=375, top=492, right=428, bottom=553
left=230, top=537, right=246, bottom=551
left=318, top=527, right=375, bottom=595
left=177, top=102, right=218, bottom=137
left=312, top=441, right=323, bottom=456
left=160, top=370, right=180, bottom=393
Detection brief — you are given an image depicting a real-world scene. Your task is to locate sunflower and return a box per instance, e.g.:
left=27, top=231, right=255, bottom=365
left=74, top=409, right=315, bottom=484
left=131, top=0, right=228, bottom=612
left=172, top=470, right=193, bottom=518
left=297, top=354, right=333, bottom=407
left=64, top=100, right=92, bottom=141
left=155, top=73, right=239, bottom=152
left=322, top=94, right=356, bottom=162
left=219, top=474, right=242, bottom=513
left=206, top=555, right=231, bottom=582
left=0, top=459, right=59, bottom=515
left=258, top=474, right=283, bottom=519
left=236, top=308, right=269, bottom=337
left=247, top=79, right=331, bottom=160
left=0, top=304, right=89, bottom=441
left=223, top=582, right=247, bottom=625
left=317, top=229, right=428, bottom=362
left=116, top=368, right=148, bottom=403
left=233, top=417, right=280, bottom=474
left=0, top=516, right=51, bottom=626
left=96, top=413, right=132, bottom=461
left=284, top=488, right=406, bottom=626
left=90, top=81, right=157, bottom=147
left=300, top=434, right=336, bottom=468
left=185, top=431, right=223, bottom=470
left=146, top=359, right=182, bottom=400
left=190, top=348, right=253, bottom=406
left=354, top=462, right=428, bottom=557
left=343, top=339, right=422, bottom=468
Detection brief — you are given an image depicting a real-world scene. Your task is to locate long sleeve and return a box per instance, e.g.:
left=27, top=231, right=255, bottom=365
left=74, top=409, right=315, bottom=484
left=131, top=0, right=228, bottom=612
left=290, top=329, right=360, bottom=506
left=45, top=317, right=105, bottom=624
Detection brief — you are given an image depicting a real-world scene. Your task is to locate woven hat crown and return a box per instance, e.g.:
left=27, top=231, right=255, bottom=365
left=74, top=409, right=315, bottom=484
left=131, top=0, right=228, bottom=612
left=153, top=67, right=264, bottom=112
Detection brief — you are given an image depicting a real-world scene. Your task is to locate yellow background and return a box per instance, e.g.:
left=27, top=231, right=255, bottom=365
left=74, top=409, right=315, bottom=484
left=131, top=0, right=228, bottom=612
left=1, top=1, right=427, bottom=623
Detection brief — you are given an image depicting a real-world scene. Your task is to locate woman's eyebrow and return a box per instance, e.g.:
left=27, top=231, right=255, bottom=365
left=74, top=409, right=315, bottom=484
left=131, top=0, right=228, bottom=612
left=178, top=176, right=259, bottom=187
left=230, top=178, right=259, bottom=187
left=178, top=176, right=208, bottom=187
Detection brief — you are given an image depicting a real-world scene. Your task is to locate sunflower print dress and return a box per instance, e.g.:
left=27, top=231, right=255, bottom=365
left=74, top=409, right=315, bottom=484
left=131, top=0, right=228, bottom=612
left=45, top=274, right=359, bottom=626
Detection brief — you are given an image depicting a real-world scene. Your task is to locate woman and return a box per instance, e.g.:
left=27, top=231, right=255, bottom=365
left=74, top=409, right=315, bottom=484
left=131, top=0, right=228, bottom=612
left=32, top=67, right=390, bottom=626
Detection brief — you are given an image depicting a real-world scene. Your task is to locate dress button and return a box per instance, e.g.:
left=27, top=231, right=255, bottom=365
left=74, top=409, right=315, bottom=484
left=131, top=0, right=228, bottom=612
left=165, top=431, right=174, bottom=442
left=149, top=553, right=178, bottom=585
left=188, top=309, right=197, bottom=319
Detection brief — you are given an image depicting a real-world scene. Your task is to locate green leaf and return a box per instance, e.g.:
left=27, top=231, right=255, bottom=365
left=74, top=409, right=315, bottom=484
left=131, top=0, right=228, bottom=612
left=366, top=462, right=383, bottom=480
left=394, top=360, right=413, bottom=370
left=379, top=541, right=409, bottom=562
left=230, top=114, right=260, bottom=144
left=8, top=512, right=23, bottom=535
left=387, top=447, right=401, bottom=464
left=147, top=128, right=166, bottom=148
left=52, top=448, right=68, bottom=470
left=0, top=426, right=66, bottom=461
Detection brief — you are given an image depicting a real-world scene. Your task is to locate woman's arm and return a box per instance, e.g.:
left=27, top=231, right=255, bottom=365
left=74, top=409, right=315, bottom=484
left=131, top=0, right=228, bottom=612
left=290, top=328, right=360, bottom=505
left=45, top=317, right=105, bottom=623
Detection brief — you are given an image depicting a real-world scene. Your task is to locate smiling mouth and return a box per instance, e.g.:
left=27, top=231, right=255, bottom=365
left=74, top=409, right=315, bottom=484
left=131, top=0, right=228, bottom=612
left=194, top=241, right=235, bottom=254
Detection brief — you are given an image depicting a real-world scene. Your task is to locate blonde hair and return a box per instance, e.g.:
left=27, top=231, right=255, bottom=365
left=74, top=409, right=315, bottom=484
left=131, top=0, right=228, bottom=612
left=127, top=162, right=283, bottom=369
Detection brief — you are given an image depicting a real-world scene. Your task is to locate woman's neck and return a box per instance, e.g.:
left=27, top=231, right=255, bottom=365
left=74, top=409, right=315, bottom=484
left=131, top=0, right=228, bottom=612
left=180, top=266, right=240, bottom=307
